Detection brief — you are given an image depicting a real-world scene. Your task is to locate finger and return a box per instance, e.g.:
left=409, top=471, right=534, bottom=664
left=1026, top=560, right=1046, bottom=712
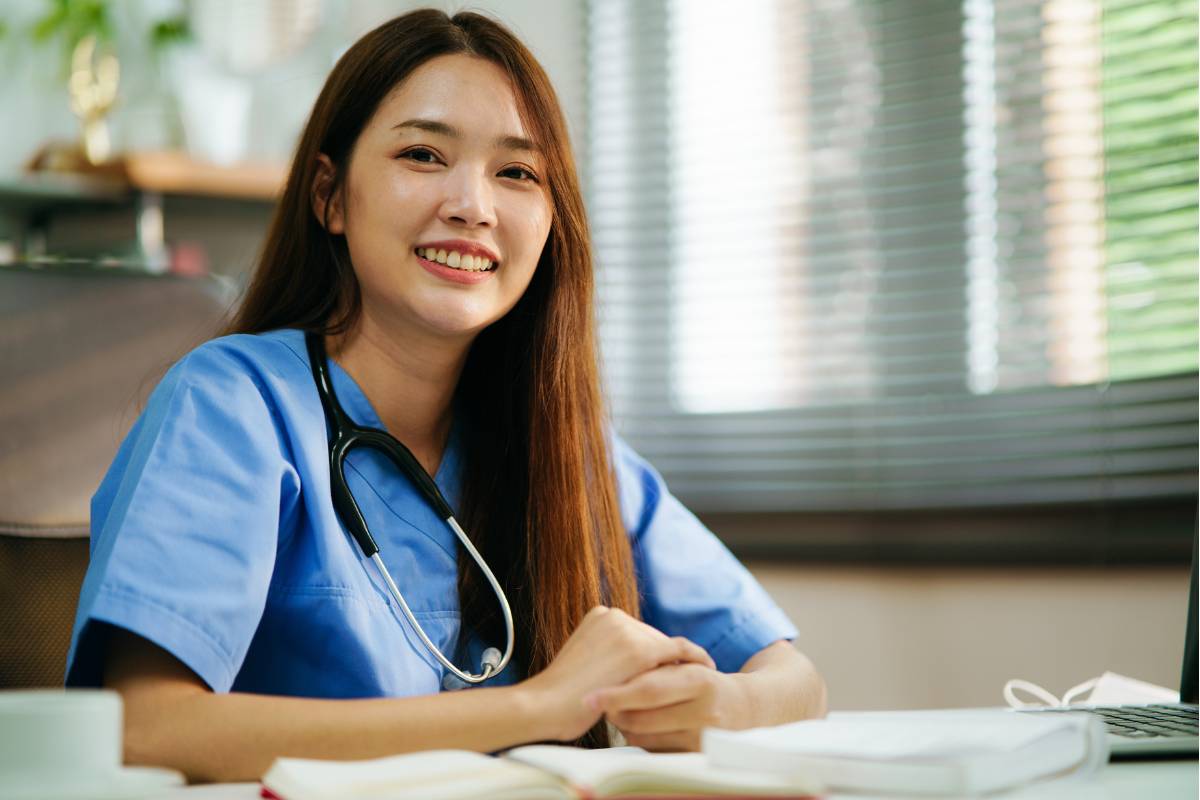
left=671, top=636, right=716, bottom=670
left=622, top=728, right=701, bottom=753
left=592, top=664, right=705, bottom=714
left=610, top=699, right=695, bottom=734
left=608, top=695, right=721, bottom=735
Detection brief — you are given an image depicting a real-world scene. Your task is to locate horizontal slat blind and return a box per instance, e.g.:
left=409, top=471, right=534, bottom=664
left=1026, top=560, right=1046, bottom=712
left=585, top=0, right=1198, bottom=512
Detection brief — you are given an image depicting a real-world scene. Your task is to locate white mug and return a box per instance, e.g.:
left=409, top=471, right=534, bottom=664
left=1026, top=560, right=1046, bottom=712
left=0, top=689, right=182, bottom=800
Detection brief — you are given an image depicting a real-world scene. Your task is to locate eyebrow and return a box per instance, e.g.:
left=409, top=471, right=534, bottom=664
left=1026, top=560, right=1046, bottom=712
left=392, top=118, right=539, bottom=154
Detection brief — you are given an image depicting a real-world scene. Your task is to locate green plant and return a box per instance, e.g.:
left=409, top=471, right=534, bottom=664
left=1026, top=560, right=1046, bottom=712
left=33, top=0, right=112, bottom=44
left=150, top=15, right=190, bottom=50
left=32, top=0, right=113, bottom=74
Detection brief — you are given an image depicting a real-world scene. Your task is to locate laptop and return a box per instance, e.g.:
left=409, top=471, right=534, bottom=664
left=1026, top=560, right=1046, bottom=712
left=1021, top=542, right=1198, bottom=759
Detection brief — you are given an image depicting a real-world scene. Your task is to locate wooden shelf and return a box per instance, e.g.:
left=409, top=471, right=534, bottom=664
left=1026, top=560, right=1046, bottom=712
left=122, top=151, right=286, bottom=201
left=9, top=150, right=287, bottom=204
left=2, top=151, right=286, bottom=269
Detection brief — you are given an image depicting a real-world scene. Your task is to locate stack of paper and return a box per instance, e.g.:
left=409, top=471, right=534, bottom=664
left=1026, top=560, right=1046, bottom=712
left=702, top=709, right=1109, bottom=796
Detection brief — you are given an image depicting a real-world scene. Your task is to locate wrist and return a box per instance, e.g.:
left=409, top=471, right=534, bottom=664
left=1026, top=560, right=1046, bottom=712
left=504, top=680, right=563, bottom=743
left=720, top=671, right=761, bottom=730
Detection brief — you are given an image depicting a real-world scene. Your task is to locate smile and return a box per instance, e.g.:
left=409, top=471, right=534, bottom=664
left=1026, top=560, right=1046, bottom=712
left=414, top=246, right=497, bottom=272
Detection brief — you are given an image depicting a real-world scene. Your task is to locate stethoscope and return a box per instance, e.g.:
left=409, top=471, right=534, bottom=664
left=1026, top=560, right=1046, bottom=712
left=304, top=332, right=514, bottom=686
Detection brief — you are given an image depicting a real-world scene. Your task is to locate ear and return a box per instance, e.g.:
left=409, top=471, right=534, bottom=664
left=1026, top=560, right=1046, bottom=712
left=311, top=154, right=346, bottom=234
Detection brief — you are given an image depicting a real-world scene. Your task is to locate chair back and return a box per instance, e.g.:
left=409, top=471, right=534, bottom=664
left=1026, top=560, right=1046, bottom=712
left=0, top=263, right=231, bottom=687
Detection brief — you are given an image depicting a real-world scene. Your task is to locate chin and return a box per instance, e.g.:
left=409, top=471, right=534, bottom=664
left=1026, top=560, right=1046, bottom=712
left=419, top=312, right=495, bottom=339
left=404, top=292, right=503, bottom=337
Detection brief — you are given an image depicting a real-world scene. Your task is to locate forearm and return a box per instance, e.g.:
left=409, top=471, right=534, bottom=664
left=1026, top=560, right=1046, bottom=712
left=108, top=608, right=713, bottom=782
left=120, top=682, right=548, bottom=783
left=729, top=640, right=827, bottom=728
left=105, top=625, right=551, bottom=783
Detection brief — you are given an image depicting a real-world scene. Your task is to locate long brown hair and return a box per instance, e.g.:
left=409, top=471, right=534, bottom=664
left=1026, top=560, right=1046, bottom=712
left=223, top=10, right=639, bottom=746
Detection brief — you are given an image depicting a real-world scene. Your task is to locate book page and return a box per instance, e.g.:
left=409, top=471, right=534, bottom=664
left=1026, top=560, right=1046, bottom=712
left=506, top=745, right=820, bottom=797
left=263, top=750, right=569, bottom=800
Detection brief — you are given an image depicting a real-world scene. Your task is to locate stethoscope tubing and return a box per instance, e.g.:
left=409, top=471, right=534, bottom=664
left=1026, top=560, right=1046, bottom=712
left=305, top=332, right=514, bottom=685
left=371, top=515, right=515, bottom=684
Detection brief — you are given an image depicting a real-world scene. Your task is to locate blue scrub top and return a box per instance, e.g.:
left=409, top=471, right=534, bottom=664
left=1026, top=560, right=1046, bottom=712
left=65, top=329, right=797, bottom=697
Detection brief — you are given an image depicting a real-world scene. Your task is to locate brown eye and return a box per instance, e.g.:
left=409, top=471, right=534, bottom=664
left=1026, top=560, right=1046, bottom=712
left=400, top=148, right=440, bottom=164
left=500, top=166, right=539, bottom=182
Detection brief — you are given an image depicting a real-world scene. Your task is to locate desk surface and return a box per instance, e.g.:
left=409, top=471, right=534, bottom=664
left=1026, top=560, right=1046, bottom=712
left=160, top=759, right=1197, bottom=799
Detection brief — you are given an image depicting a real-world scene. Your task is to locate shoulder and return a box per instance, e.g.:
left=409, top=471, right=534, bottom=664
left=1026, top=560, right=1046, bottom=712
left=160, top=329, right=310, bottom=405
left=608, top=429, right=667, bottom=535
left=169, top=329, right=310, bottom=387
left=610, top=430, right=657, bottom=484
left=147, top=329, right=313, bottom=434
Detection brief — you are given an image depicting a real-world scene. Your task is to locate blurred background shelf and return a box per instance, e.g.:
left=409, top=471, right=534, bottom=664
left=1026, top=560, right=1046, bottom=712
left=121, top=151, right=286, bottom=200
left=0, top=152, right=284, bottom=276
left=0, top=173, right=131, bottom=212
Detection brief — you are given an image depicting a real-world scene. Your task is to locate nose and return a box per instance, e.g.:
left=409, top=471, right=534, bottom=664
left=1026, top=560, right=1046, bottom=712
left=439, top=166, right=497, bottom=229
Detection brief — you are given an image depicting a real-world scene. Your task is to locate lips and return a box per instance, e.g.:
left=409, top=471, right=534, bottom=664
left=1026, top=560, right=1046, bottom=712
left=413, top=239, right=501, bottom=264
left=413, top=246, right=496, bottom=272
left=415, top=249, right=496, bottom=285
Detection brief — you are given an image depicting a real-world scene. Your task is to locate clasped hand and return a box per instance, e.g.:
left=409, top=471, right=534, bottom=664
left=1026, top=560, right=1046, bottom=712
left=523, top=605, right=743, bottom=751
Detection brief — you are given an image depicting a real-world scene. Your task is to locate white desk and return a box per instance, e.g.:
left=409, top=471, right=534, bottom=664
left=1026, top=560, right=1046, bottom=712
left=162, top=759, right=1197, bottom=799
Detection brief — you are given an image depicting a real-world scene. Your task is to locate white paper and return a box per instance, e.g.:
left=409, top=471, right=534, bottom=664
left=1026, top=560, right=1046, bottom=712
left=706, top=710, right=1093, bottom=761
left=1083, top=671, right=1179, bottom=705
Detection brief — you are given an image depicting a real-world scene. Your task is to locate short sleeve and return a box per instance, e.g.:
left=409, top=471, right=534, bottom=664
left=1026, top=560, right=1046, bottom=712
left=65, top=342, right=297, bottom=692
left=612, top=434, right=798, bottom=673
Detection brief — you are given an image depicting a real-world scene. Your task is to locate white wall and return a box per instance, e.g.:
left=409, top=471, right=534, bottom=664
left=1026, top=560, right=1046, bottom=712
left=749, top=563, right=1191, bottom=711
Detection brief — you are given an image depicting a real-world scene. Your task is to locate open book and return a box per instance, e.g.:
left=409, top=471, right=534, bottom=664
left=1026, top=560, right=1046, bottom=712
left=261, top=744, right=820, bottom=800
left=703, top=709, right=1109, bottom=797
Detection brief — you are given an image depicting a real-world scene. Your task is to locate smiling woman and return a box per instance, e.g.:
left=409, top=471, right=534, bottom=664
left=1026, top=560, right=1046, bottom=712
left=61, top=8, right=825, bottom=784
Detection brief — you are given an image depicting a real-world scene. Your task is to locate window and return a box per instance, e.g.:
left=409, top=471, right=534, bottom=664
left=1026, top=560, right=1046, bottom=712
left=586, top=0, right=1197, bottom=518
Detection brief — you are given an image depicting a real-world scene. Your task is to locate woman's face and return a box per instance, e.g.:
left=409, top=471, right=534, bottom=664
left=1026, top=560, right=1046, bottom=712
left=324, top=54, right=553, bottom=340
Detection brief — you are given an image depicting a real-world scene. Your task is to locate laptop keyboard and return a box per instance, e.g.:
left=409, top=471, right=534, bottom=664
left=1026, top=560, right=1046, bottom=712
left=1032, top=704, right=1199, bottom=738
left=1089, top=704, right=1199, bottom=738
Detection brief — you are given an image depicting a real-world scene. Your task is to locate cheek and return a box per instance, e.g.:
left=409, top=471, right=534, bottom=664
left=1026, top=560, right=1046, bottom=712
left=514, top=199, right=553, bottom=267
left=511, top=224, right=550, bottom=290
left=345, top=168, right=424, bottom=238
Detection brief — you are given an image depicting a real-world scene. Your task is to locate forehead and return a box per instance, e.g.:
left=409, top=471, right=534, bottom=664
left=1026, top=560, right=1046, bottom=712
left=371, top=54, right=531, bottom=140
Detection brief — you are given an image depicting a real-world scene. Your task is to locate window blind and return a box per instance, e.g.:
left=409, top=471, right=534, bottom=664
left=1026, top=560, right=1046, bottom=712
left=585, top=0, right=1198, bottom=513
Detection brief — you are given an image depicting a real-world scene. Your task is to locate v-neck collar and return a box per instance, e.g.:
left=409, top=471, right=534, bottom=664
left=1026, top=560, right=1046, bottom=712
left=322, top=343, right=462, bottom=494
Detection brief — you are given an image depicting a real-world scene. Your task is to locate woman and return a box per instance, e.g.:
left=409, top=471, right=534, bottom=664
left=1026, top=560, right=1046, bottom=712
left=65, top=9, right=826, bottom=782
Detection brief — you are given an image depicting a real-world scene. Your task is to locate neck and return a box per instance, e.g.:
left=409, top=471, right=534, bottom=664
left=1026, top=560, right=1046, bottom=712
left=325, top=307, right=473, bottom=473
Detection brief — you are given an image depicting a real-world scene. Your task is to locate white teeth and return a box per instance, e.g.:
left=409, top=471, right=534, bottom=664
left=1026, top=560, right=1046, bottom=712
left=417, top=247, right=497, bottom=271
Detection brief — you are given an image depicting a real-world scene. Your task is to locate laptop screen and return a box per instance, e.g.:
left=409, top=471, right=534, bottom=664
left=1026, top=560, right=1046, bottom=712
left=1182, top=540, right=1197, bottom=705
